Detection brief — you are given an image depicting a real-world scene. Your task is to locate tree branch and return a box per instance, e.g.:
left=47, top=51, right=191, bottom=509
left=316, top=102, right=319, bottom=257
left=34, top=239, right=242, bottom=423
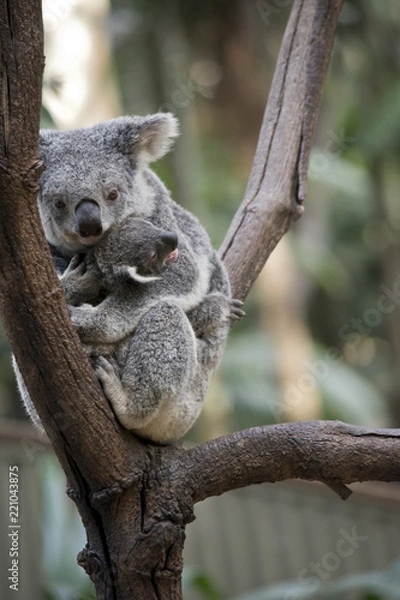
left=220, top=0, right=344, bottom=300
left=0, top=0, right=141, bottom=498
left=0, top=5, right=150, bottom=595
left=180, top=421, right=400, bottom=503
left=0, top=0, right=345, bottom=500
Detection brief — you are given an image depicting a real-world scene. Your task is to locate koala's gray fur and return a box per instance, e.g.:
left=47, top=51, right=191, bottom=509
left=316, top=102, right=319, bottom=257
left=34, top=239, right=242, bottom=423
left=58, top=215, right=243, bottom=443
left=14, top=113, right=241, bottom=442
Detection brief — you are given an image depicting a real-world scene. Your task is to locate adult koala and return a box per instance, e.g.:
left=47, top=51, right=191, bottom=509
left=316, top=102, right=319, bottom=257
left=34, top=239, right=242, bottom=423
left=15, top=113, right=235, bottom=442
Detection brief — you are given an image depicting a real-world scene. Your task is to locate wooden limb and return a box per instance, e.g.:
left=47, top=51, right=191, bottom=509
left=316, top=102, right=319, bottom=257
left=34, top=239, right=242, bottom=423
left=0, top=4, right=147, bottom=597
left=0, top=0, right=141, bottom=496
left=180, top=421, right=400, bottom=503
left=220, top=0, right=344, bottom=300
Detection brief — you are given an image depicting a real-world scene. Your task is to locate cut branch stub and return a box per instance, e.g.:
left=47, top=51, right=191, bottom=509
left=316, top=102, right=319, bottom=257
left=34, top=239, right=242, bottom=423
left=220, top=0, right=344, bottom=301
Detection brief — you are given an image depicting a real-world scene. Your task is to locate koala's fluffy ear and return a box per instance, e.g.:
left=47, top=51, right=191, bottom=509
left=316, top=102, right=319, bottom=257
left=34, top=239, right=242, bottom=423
left=111, top=265, right=161, bottom=284
left=126, top=266, right=161, bottom=283
left=110, top=113, right=179, bottom=165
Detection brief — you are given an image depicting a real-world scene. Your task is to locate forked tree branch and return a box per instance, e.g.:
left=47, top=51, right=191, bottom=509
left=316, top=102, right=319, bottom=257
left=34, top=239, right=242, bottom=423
left=221, top=0, right=344, bottom=300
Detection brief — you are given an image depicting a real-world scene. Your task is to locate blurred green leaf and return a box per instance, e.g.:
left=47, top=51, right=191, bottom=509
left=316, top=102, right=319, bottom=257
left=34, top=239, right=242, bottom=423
left=319, top=354, right=390, bottom=426
left=357, top=83, right=400, bottom=159
left=183, top=567, right=226, bottom=599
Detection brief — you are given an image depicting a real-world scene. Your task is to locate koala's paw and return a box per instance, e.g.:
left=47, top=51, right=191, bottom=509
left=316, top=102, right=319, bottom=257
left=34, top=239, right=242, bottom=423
left=94, top=356, right=124, bottom=400
left=229, top=299, right=246, bottom=321
left=90, top=353, right=121, bottom=377
left=53, top=256, right=70, bottom=276
left=60, top=254, right=86, bottom=280
left=68, top=303, right=96, bottom=330
left=61, top=256, right=101, bottom=305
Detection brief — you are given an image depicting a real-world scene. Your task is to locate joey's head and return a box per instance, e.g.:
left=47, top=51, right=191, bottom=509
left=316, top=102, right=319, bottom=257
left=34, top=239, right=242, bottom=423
left=94, top=216, right=178, bottom=285
left=38, top=113, right=179, bottom=257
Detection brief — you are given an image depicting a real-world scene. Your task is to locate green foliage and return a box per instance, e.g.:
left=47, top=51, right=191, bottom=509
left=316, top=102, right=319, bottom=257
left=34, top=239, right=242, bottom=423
left=183, top=568, right=226, bottom=600
left=318, top=355, right=389, bottom=425
left=221, top=331, right=389, bottom=429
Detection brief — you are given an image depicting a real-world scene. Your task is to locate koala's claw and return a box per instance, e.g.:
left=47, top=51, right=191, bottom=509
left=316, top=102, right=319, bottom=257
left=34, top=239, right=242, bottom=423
left=95, top=355, right=116, bottom=376
left=69, top=253, right=85, bottom=271
left=94, top=356, right=122, bottom=396
left=229, top=298, right=246, bottom=321
left=93, top=354, right=121, bottom=377
left=61, top=253, right=86, bottom=278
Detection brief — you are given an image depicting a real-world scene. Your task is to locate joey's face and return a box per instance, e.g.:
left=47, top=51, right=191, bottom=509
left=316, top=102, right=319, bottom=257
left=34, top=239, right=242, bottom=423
left=136, top=230, right=179, bottom=277
left=96, top=217, right=179, bottom=284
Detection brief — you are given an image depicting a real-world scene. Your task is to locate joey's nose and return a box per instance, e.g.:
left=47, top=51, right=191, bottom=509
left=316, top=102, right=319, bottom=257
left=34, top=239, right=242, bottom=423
left=75, top=198, right=102, bottom=239
left=160, top=231, right=178, bottom=251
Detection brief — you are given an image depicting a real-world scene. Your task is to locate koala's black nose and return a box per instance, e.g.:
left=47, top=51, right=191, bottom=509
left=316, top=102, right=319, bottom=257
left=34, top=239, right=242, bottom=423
left=75, top=199, right=103, bottom=239
left=160, top=231, right=178, bottom=251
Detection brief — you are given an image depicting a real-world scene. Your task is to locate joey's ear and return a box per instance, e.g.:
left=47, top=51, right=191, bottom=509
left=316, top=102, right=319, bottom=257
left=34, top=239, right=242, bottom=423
left=126, top=266, right=161, bottom=284
left=108, top=113, right=179, bottom=165
left=105, top=263, right=160, bottom=283
left=123, top=266, right=161, bottom=284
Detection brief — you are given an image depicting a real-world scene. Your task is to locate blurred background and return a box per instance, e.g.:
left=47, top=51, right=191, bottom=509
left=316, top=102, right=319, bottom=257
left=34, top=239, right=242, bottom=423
left=1, top=0, right=400, bottom=598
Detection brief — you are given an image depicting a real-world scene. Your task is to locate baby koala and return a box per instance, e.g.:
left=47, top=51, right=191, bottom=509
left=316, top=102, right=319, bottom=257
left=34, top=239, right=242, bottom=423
left=60, top=215, right=244, bottom=443
left=61, top=217, right=179, bottom=312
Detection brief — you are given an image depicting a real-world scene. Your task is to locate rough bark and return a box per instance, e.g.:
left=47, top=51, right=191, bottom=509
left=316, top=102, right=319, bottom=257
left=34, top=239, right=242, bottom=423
left=220, top=0, right=343, bottom=299
left=180, top=422, right=400, bottom=502
left=2, top=1, right=400, bottom=600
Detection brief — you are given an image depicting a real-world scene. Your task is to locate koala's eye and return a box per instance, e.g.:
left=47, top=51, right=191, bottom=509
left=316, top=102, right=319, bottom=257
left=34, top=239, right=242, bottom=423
left=107, top=189, right=119, bottom=202
left=150, top=251, right=157, bottom=262
left=54, top=197, right=66, bottom=210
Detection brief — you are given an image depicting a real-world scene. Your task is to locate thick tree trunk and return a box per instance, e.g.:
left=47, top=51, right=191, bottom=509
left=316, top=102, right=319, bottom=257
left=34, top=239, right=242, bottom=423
left=75, top=445, right=189, bottom=599
left=2, top=2, right=400, bottom=600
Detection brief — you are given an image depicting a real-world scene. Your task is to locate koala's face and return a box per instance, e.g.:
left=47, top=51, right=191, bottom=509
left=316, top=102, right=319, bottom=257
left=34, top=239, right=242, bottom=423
left=38, top=114, right=179, bottom=257
left=39, top=135, right=134, bottom=256
left=96, top=216, right=179, bottom=284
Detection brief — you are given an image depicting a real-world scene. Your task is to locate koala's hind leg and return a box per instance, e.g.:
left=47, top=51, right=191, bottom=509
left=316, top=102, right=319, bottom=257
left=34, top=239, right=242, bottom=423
left=95, top=301, right=200, bottom=443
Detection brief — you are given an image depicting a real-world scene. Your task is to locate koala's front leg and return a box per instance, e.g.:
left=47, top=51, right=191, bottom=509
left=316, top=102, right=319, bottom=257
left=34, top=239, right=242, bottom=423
left=69, top=288, right=148, bottom=344
left=69, top=303, right=100, bottom=341
left=68, top=300, right=129, bottom=344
